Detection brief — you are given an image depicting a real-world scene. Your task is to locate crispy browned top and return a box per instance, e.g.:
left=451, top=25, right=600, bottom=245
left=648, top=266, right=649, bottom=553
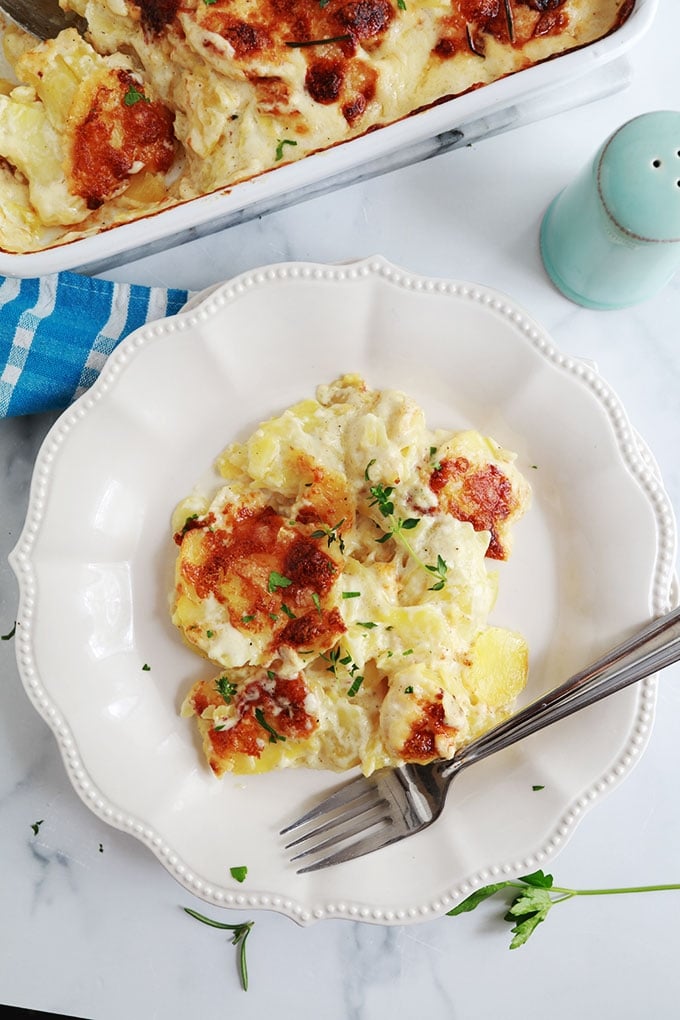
left=176, top=500, right=346, bottom=658
left=70, top=69, right=175, bottom=209
left=399, top=692, right=458, bottom=762
left=132, top=0, right=577, bottom=128
left=188, top=672, right=318, bottom=769
left=429, top=456, right=517, bottom=560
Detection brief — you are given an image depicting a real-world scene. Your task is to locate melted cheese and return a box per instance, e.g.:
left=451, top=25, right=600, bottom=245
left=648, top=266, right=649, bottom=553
left=172, top=375, right=532, bottom=776
left=0, top=1, right=635, bottom=252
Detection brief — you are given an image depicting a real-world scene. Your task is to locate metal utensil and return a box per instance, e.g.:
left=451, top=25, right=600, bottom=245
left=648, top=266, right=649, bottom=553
left=282, top=604, right=680, bottom=873
left=0, top=0, right=85, bottom=39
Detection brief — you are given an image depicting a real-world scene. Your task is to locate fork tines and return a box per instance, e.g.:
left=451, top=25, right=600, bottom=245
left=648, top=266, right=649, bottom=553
left=280, top=776, right=392, bottom=873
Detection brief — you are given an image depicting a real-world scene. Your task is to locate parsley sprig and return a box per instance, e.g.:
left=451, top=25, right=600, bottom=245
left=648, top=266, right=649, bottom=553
left=184, top=908, right=254, bottom=990
left=448, top=869, right=680, bottom=949
left=365, top=461, right=448, bottom=590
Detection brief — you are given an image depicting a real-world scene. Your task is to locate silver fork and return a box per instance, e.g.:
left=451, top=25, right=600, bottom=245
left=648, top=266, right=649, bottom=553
left=0, top=0, right=85, bottom=39
left=282, top=604, right=680, bottom=872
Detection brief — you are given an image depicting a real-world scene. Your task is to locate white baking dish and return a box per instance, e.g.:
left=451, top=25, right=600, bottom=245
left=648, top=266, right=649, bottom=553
left=0, top=0, right=658, bottom=278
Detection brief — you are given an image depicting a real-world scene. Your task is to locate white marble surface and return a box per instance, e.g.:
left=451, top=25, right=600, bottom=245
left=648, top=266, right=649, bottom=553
left=2, top=4, right=680, bottom=1018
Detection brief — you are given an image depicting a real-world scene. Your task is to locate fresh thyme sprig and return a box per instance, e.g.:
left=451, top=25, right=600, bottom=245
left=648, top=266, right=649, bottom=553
left=184, top=908, right=254, bottom=990
left=448, top=869, right=680, bottom=949
left=365, top=461, right=448, bottom=590
left=311, top=518, right=346, bottom=554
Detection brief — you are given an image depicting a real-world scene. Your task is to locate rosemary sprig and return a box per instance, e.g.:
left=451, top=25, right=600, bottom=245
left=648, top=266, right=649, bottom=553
left=503, top=0, right=516, bottom=43
left=285, top=34, right=351, bottom=48
left=183, top=908, right=254, bottom=990
left=1, top=621, right=16, bottom=641
left=365, top=463, right=448, bottom=591
left=465, top=23, right=485, bottom=57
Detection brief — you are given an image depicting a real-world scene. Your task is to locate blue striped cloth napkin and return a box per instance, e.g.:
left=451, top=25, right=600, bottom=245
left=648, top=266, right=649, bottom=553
left=0, top=271, right=191, bottom=418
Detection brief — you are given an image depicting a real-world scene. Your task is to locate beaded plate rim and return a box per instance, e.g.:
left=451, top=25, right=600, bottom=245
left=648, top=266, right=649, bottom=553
left=9, top=256, right=677, bottom=926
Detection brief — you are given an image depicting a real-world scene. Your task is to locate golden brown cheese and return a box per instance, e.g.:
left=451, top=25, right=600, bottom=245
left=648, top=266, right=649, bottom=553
left=173, top=493, right=347, bottom=667
left=69, top=67, right=175, bottom=209
left=171, top=375, right=532, bottom=778
left=184, top=669, right=320, bottom=775
left=0, top=0, right=635, bottom=252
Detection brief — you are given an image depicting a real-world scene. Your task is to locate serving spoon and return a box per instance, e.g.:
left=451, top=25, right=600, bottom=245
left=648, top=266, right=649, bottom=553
left=0, top=0, right=85, bottom=39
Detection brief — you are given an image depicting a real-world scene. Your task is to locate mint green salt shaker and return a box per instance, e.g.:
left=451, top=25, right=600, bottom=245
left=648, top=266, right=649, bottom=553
left=540, top=111, right=680, bottom=309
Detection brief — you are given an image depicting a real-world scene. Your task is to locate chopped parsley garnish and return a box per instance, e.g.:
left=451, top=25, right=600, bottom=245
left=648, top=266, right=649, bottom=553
left=1, top=621, right=16, bottom=641
left=31, top=819, right=44, bottom=836
left=402, top=648, right=414, bottom=656
left=241, top=615, right=255, bottom=623
left=254, top=708, right=286, bottom=743
left=230, top=866, right=248, bottom=883
left=142, top=663, right=151, bottom=671
left=124, top=83, right=150, bottom=106
left=322, top=647, right=342, bottom=674
left=397, top=0, right=406, bottom=8
left=342, top=591, right=361, bottom=599
left=532, top=784, right=545, bottom=791
left=268, top=571, right=292, bottom=593
left=429, top=446, right=442, bottom=470
left=184, top=908, right=254, bottom=991
left=347, top=675, right=364, bottom=697
left=448, top=869, right=680, bottom=950
left=280, top=604, right=296, bottom=619
left=216, top=676, right=237, bottom=704
left=357, top=621, right=377, bottom=629
left=323, top=646, right=365, bottom=697
left=206, top=630, right=214, bottom=638
left=404, top=685, right=414, bottom=694
left=275, top=138, right=298, bottom=161
left=311, top=592, right=322, bottom=615
left=180, top=513, right=199, bottom=534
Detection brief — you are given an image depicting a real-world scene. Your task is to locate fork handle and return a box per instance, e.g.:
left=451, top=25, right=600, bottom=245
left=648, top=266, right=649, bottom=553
left=446, top=604, right=680, bottom=776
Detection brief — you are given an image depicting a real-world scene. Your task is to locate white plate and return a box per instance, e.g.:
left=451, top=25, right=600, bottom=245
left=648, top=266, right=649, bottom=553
left=10, top=257, right=676, bottom=926
left=0, top=0, right=657, bottom=276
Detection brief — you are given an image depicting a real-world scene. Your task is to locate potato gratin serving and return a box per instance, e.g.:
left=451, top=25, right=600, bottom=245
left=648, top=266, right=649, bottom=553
left=171, top=376, right=531, bottom=777
left=0, top=0, right=634, bottom=253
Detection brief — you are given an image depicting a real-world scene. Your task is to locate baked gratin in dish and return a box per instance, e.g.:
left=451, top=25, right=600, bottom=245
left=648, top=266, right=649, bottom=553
left=0, top=0, right=635, bottom=254
left=171, top=375, right=531, bottom=777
